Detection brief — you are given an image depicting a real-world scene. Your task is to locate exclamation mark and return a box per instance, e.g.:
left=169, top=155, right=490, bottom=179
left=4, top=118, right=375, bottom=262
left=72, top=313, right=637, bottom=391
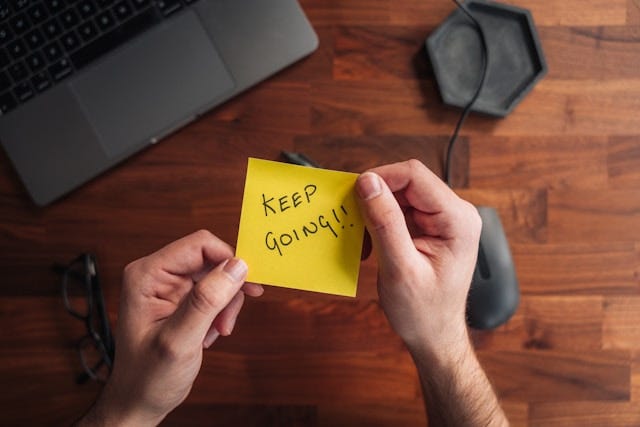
left=341, top=205, right=354, bottom=228
left=333, top=208, right=341, bottom=224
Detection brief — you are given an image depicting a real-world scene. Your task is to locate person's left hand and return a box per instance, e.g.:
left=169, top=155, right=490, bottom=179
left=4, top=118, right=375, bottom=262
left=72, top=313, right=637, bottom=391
left=81, top=230, right=263, bottom=426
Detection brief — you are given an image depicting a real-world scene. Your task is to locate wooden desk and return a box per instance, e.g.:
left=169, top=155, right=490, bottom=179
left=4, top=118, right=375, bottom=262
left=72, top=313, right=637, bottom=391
left=1, top=0, right=639, bottom=425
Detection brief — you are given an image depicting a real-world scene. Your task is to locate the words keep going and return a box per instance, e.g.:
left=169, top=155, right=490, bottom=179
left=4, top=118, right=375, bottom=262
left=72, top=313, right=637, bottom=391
left=262, top=184, right=354, bottom=256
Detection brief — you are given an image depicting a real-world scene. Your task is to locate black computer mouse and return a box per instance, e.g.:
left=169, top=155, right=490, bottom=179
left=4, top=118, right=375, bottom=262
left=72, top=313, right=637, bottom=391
left=466, top=206, right=520, bottom=330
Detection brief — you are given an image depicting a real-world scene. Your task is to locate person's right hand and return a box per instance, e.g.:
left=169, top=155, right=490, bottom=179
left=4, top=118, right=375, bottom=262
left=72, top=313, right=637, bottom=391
left=355, top=159, right=481, bottom=358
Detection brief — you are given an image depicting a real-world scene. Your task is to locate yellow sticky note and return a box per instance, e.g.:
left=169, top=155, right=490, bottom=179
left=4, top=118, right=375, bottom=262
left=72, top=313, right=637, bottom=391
left=236, top=158, right=364, bottom=297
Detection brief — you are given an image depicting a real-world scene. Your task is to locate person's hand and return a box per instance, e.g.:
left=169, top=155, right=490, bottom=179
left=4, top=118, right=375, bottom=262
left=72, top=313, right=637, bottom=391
left=355, top=159, right=481, bottom=358
left=356, top=161, right=508, bottom=426
left=80, top=230, right=263, bottom=426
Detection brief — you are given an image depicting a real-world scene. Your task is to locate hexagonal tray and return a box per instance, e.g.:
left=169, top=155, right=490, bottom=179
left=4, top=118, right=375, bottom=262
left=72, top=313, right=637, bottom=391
left=426, top=0, right=547, bottom=117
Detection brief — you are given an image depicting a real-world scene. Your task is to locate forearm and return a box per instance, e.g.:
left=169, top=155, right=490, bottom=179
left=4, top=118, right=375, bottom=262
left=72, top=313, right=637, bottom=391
left=409, top=334, right=508, bottom=427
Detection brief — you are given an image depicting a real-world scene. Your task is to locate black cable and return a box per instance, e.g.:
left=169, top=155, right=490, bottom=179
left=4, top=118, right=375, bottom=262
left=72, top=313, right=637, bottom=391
left=444, top=0, right=490, bottom=187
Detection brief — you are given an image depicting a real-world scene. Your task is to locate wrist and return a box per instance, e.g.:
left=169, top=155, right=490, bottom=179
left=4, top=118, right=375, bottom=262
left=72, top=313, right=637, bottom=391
left=76, top=382, right=164, bottom=427
left=405, top=322, right=472, bottom=369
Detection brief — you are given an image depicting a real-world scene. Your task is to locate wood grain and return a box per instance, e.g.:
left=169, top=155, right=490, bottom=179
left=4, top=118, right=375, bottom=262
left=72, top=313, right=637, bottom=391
left=603, top=296, right=640, bottom=350
left=529, top=401, right=640, bottom=426
left=512, top=243, right=640, bottom=295
left=1, top=0, right=640, bottom=425
left=479, top=350, right=631, bottom=401
left=472, top=295, right=605, bottom=351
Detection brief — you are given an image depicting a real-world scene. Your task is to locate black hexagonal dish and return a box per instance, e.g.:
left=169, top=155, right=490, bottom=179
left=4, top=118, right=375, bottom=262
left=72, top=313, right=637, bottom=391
left=426, top=0, right=547, bottom=117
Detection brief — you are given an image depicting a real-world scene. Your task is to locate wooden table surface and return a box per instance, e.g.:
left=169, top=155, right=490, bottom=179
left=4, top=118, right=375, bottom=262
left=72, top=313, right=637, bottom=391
left=1, top=0, right=640, bottom=425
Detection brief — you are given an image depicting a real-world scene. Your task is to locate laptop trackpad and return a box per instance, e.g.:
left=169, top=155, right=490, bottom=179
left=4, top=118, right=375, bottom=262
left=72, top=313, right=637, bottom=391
left=71, top=10, right=235, bottom=158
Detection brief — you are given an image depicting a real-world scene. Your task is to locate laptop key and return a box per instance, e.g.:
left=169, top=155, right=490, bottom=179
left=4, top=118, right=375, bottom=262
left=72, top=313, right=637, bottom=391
left=43, top=18, right=62, bottom=38
left=61, top=30, right=80, bottom=51
left=77, top=0, right=96, bottom=19
left=8, top=61, right=29, bottom=82
left=28, top=3, right=49, bottom=23
left=113, top=1, right=133, bottom=21
left=156, top=0, right=180, bottom=16
left=60, top=9, right=80, bottom=29
left=10, top=0, right=31, bottom=11
left=44, top=41, right=63, bottom=61
left=8, top=60, right=29, bottom=81
left=31, top=70, right=51, bottom=91
left=0, top=91, right=17, bottom=114
left=7, top=38, right=27, bottom=59
left=48, top=56, right=72, bottom=80
left=44, top=0, right=65, bottom=14
left=0, top=24, right=13, bottom=45
left=14, top=80, right=34, bottom=102
left=26, top=51, right=46, bottom=71
left=25, top=28, right=46, bottom=49
left=95, top=10, right=115, bottom=31
left=0, top=3, right=11, bottom=20
left=10, top=13, right=30, bottom=35
left=78, top=21, right=97, bottom=41
left=70, top=7, right=160, bottom=69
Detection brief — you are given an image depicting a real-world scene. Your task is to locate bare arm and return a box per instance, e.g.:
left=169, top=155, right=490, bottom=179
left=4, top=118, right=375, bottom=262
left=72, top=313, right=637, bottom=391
left=355, top=160, right=508, bottom=426
left=410, top=335, right=507, bottom=427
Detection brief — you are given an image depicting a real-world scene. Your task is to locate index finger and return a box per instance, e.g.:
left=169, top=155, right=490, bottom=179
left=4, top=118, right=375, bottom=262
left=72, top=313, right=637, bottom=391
left=369, top=159, right=458, bottom=214
left=146, top=229, right=235, bottom=276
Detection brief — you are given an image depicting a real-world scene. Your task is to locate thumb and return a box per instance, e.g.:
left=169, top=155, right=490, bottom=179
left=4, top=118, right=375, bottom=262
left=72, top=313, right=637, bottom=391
left=355, top=172, right=416, bottom=268
left=164, top=258, right=248, bottom=348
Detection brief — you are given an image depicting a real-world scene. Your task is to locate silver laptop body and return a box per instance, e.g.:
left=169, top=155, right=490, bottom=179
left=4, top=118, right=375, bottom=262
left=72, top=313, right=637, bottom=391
left=0, top=0, right=317, bottom=205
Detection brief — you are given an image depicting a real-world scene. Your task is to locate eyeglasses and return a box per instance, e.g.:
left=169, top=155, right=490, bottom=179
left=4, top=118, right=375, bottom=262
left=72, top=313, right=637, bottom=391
left=54, top=253, right=115, bottom=384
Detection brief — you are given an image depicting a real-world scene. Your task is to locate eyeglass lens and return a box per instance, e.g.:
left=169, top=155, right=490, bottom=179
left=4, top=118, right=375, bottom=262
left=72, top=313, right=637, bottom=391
left=62, top=258, right=92, bottom=319
left=77, top=335, right=110, bottom=383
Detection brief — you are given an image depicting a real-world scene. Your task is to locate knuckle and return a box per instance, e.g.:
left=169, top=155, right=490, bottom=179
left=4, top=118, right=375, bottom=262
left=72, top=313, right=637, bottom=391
left=122, top=258, right=146, bottom=289
left=123, top=259, right=141, bottom=278
left=456, top=200, right=482, bottom=242
left=192, top=229, right=216, bottom=244
left=189, top=284, right=222, bottom=316
left=191, top=229, right=231, bottom=254
left=372, top=204, right=403, bottom=232
left=122, top=261, right=136, bottom=280
left=466, top=203, right=483, bottom=236
left=406, top=158, right=425, bottom=173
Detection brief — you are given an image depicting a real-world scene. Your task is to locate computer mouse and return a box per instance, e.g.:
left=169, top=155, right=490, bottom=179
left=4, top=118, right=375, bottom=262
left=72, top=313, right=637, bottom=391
left=466, top=206, right=520, bottom=330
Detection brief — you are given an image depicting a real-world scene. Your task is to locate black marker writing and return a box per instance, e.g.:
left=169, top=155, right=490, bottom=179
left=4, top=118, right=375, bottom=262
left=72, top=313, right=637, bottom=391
left=262, top=184, right=317, bottom=217
left=264, top=204, right=355, bottom=256
left=318, top=215, right=337, bottom=238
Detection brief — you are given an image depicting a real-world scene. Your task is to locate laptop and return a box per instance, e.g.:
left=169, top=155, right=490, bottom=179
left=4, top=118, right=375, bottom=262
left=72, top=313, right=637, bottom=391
left=0, top=0, right=318, bottom=206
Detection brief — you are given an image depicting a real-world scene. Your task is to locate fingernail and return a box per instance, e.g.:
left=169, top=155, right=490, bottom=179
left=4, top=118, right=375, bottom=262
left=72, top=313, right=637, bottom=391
left=203, top=329, right=220, bottom=349
left=356, top=172, right=382, bottom=200
left=221, top=317, right=236, bottom=337
left=224, top=258, right=248, bottom=282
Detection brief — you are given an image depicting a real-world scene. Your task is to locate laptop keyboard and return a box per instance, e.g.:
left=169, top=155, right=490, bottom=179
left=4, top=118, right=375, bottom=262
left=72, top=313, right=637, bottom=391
left=0, top=0, right=198, bottom=115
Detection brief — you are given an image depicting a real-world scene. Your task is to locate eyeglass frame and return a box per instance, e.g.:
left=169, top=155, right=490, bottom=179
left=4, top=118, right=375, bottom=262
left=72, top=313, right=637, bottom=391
left=55, top=253, right=115, bottom=384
